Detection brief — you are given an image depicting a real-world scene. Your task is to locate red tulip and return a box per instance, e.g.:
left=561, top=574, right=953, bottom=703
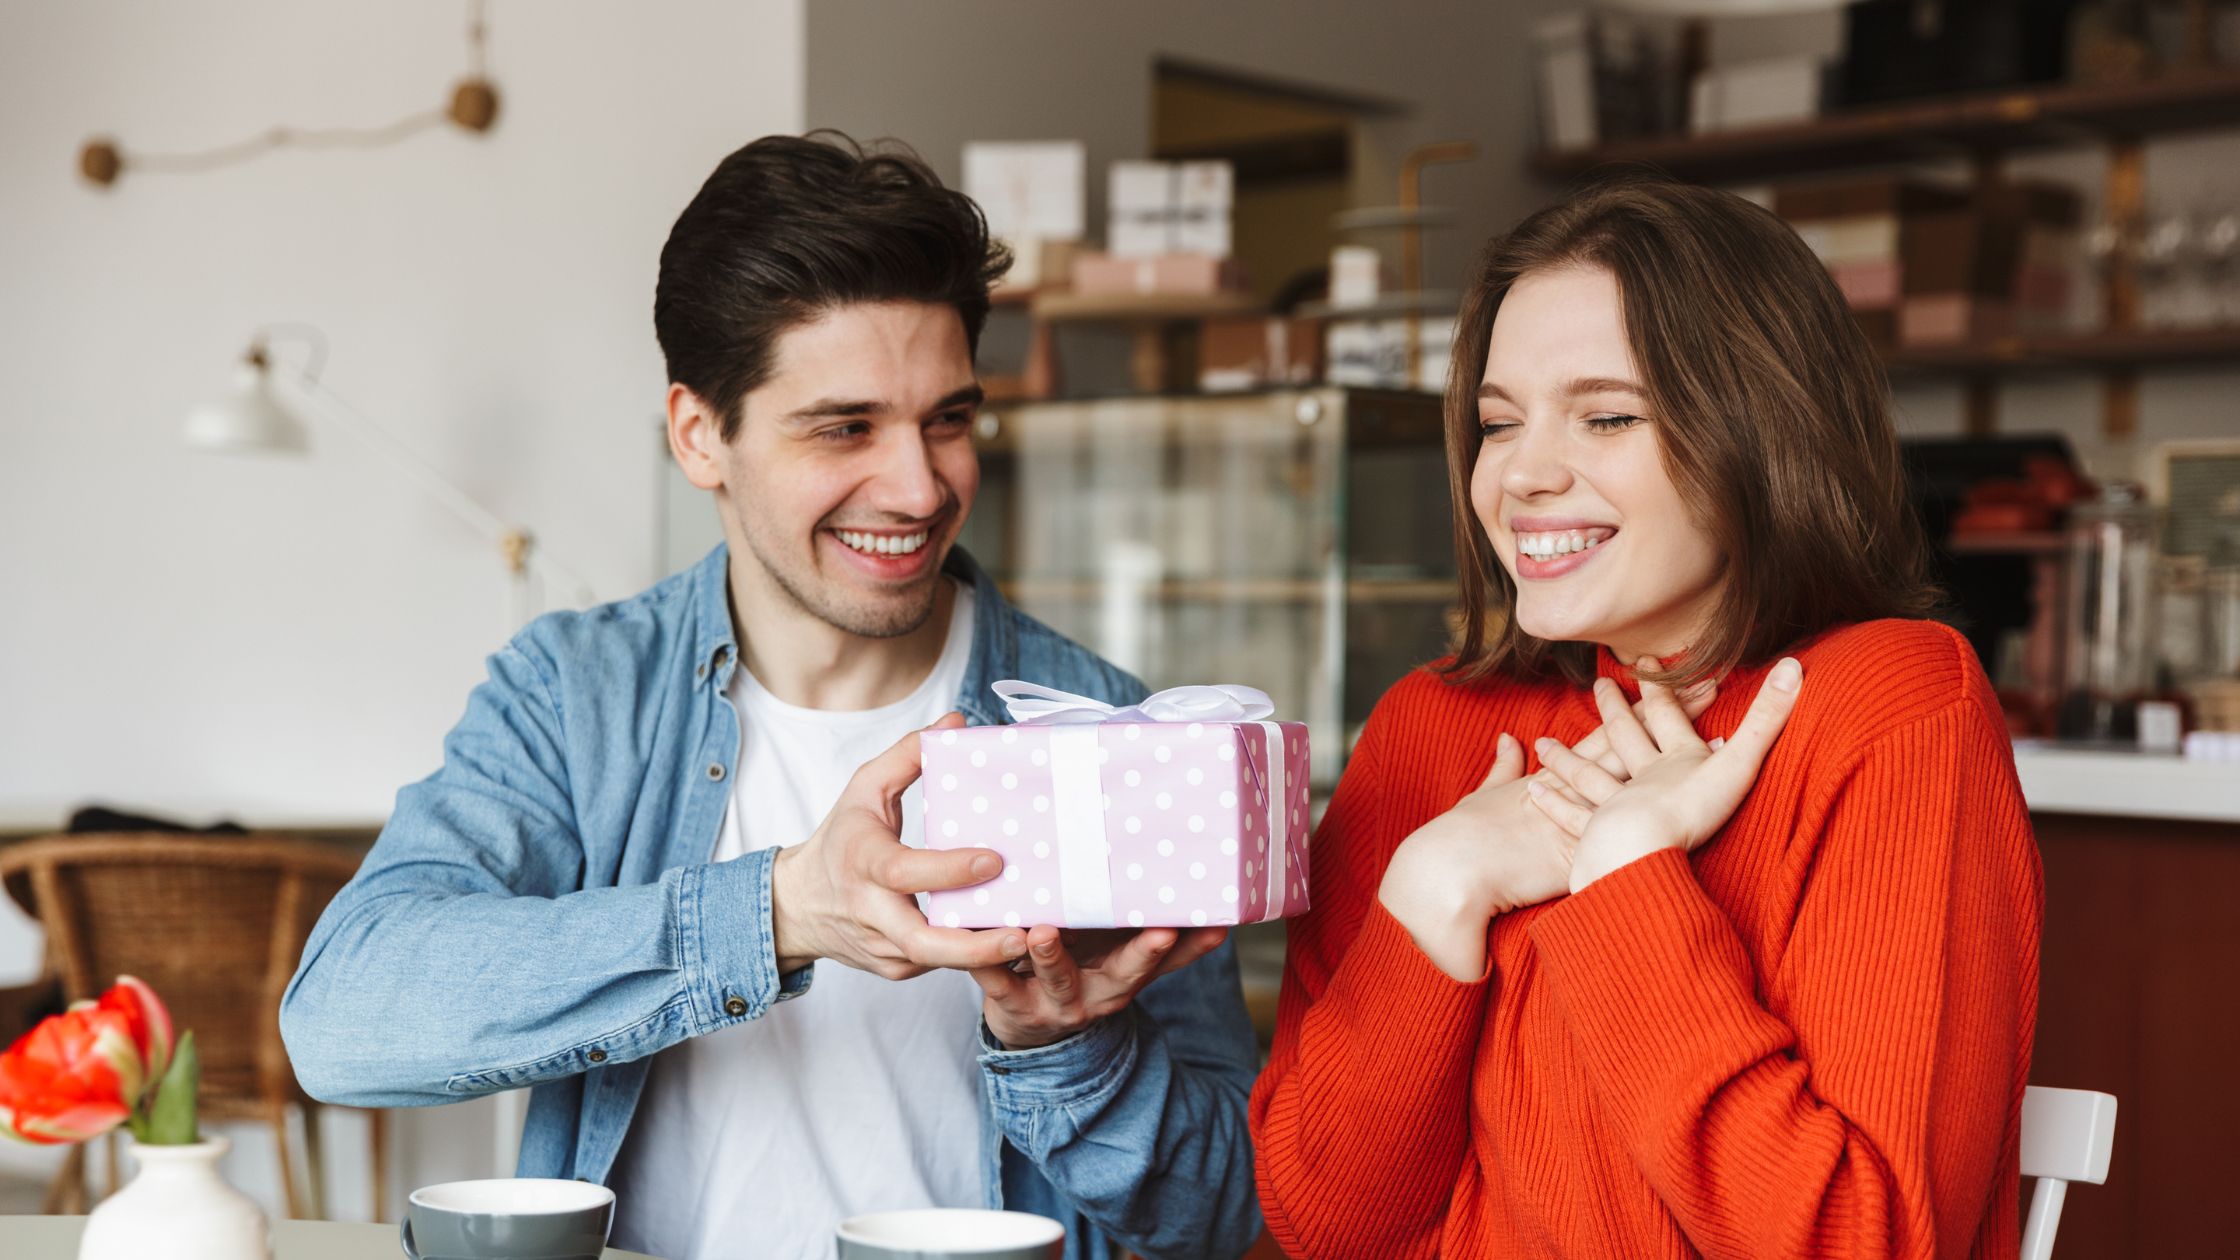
left=0, top=977, right=178, bottom=1146
left=102, top=975, right=174, bottom=1089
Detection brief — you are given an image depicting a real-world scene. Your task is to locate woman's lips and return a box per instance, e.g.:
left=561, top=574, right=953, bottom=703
left=1512, top=527, right=1617, bottom=581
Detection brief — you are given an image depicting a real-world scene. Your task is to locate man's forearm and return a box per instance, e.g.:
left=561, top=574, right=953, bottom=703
left=282, top=846, right=801, bottom=1106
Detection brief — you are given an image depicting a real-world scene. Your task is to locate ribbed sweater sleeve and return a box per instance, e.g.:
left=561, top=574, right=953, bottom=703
left=1527, top=694, right=2039, bottom=1259
left=1250, top=690, right=1496, bottom=1260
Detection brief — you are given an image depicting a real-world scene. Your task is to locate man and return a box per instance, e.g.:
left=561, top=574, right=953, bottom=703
left=282, top=133, right=1261, bottom=1260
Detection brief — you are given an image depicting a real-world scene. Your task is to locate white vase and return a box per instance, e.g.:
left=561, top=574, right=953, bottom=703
left=79, top=1136, right=271, bottom=1260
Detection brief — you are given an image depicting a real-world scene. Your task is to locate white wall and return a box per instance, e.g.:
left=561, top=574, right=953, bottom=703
left=0, top=0, right=803, bottom=1218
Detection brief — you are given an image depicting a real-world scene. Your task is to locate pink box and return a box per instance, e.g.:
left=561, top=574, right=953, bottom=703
left=919, top=719, right=1311, bottom=929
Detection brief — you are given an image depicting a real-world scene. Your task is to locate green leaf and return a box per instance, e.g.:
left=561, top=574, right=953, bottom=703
left=142, top=1029, right=199, bottom=1145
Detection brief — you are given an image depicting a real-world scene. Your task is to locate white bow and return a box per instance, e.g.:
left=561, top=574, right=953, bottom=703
left=992, top=679, right=1276, bottom=726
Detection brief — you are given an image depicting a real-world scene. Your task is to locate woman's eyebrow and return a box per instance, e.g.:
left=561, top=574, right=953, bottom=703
left=1476, top=377, right=1646, bottom=402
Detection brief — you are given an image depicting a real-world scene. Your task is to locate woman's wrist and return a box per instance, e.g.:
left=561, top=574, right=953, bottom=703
left=1568, top=821, right=1672, bottom=894
left=1379, top=844, right=1496, bottom=981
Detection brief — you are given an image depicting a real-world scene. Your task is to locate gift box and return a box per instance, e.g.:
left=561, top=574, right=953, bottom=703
left=920, top=682, right=1311, bottom=929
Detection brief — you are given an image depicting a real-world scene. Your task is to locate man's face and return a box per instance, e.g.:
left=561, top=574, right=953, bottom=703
left=684, top=300, right=981, bottom=639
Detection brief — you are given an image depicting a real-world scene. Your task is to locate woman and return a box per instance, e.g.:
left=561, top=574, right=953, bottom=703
left=1249, top=178, right=2040, bottom=1258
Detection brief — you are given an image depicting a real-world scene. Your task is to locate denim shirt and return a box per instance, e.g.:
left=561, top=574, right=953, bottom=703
left=281, top=545, right=1263, bottom=1260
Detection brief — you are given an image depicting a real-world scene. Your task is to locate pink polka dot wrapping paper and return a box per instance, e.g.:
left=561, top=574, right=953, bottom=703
left=919, top=719, right=1312, bottom=928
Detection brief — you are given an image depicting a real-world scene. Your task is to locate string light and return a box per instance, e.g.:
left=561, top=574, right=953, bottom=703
left=78, top=0, right=497, bottom=189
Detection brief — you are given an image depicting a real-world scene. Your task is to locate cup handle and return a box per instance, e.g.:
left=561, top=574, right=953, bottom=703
left=399, top=1217, right=420, bottom=1260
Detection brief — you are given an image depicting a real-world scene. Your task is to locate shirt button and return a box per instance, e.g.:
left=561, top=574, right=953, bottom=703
left=724, top=996, right=747, bottom=1017
left=707, top=762, right=726, bottom=782
left=587, top=1049, right=607, bottom=1063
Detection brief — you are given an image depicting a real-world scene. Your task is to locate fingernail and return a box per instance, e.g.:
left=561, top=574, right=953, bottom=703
left=1002, top=935, right=1026, bottom=957
left=1638, top=656, right=1659, bottom=671
left=972, top=854, right=1002, bottom=879
left=1499, top=731, right=1517, bottom=751
left=1709, top=736, right=1726, bottom=750
left=1526, top=779, right=1548, bottom=799
left=1771, top=657, right=1801, bottom=692
left=1534, top=736, right=1558, bottom=753
left=1034, top=940, right=1057, bottom=957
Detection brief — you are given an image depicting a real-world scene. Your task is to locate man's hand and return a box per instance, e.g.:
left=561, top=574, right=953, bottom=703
left=770, top=714, right=1028, bottom=979
left=972, top=924, right=1228, bottom=1049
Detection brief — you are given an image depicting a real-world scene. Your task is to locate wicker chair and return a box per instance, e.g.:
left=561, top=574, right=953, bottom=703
left=0, top=833, right=378, bottom=1219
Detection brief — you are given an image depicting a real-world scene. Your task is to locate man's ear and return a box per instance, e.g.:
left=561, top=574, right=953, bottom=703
left=667, top=383, right=730, bottom=491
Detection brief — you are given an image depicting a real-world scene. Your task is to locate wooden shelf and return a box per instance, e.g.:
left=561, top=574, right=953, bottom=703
left=1533, top=69, right=2240, bottom=184
left=1883, top=326, right=2240, bottom=377
left=1295, top=290, right=1459, bottom=320
left=1028, top=290, right=1263, bottom=324
left=1946, top=530, right=2067, bottom=557
left=1002, top=576, right=1454, bottom=604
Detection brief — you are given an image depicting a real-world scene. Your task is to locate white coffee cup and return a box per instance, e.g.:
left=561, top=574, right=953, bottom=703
left=836, top=1208, right=1065, bottom=1260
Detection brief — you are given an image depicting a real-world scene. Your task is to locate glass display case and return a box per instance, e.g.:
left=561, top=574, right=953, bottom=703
left=959, top=387, right=1456, bottom=788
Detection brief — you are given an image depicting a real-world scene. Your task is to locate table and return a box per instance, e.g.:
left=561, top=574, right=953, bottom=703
left=0, top=1216, right=659, bottom=1258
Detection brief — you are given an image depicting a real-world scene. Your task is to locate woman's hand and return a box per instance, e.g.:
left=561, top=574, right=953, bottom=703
left=1378, top=685, right=1715, bottom=981
left=1527, top=657, right=1803, bottom=893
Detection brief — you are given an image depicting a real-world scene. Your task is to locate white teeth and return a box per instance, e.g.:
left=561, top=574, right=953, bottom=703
left=836, top=530, right=929, bottom=557
left=1516, top=528, right=1613, bottom=559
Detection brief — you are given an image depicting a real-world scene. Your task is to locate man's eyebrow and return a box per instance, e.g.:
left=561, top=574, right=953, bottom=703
left=782, top=382, right=985, bottom=424
left=1475, top=377, right=1647, bottom=403
left=934, top=383, right=985, bottom=412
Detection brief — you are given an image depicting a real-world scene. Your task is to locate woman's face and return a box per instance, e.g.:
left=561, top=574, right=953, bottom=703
left=1470, top=264, right=1725, bottom=664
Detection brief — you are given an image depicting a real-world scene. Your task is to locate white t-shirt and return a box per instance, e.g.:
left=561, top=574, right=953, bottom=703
left=610, top=582, right=987, bottom=1260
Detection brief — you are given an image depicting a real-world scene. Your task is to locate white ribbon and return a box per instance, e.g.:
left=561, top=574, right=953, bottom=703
left=1045, top=726, right=1115, bottom=927
left=993, top=679, right=1274, bottom=726
left=994, top=679, right=1289, bottom=927
left=1257, top=721, right=1289, bottom=917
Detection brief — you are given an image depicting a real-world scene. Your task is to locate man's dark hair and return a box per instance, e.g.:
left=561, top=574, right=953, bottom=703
left=655, top=130, right=1011, bottom=439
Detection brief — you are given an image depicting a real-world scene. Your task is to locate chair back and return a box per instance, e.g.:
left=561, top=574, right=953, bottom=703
left=2018, top=1084, right=2118, bottom=1260
left=0, top=833, right=363, bottom=1121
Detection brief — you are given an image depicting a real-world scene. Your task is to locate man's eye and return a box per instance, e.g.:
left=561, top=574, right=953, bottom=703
left=1478, top=419, right=1520, bottom=442
left=817, top=423, right=871, bottom=442
left=1585, top=414, right=1642, bottom=433
left=930, top=410, right=972, bottom=430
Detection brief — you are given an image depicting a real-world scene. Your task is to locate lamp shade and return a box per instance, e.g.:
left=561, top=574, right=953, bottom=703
left=182, top=360, right=308, bottom=454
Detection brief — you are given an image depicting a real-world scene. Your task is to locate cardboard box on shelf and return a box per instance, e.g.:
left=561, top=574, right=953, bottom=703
left=1897, top=180, right=2084, bottom=343
left=1899, top=294, right=2015, bottom=345
left=1326, top=317, right=1453, bottom=393
left=1691, top=56, right=1824, bottom=134
left=997, top=237, right=1082, bottom=293
left=1070, top=251, right=1245, bottom=298
left=1109, top=160, right=1234, bottom=259
left=1199, top=317, right=1324, bottom=392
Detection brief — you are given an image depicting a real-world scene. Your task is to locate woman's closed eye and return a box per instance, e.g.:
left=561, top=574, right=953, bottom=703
left=1479, top=414, right=1642, bottom=441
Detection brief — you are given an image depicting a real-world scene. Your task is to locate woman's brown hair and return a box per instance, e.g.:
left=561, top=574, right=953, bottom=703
left=1442, top=175, right=1940, bottom=690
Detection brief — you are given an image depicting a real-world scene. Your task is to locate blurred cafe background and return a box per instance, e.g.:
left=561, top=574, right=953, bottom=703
left=3, top=2, right=2238, bottom=1255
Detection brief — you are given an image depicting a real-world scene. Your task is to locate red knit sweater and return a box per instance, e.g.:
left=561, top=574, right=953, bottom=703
left=1250, top=619, right=2041, bottom=1259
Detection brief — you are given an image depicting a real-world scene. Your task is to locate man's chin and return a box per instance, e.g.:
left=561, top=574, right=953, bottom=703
left=806, top=566, right=949, bottom=639
left=824, top=591, right=943, bottom=639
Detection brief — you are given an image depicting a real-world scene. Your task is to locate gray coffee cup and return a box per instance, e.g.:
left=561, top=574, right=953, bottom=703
left=836, top=1209, right=1064, bottom=1260
left=400, top=1178, right=616, bottom=1260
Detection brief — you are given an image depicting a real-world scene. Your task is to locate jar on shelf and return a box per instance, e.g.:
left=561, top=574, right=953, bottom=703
left=2056, top=481, right=2161, bottom=741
